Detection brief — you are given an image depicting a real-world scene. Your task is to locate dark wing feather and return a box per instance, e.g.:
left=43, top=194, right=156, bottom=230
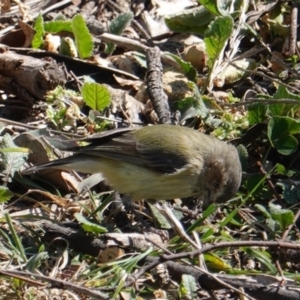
left=78, top=127, right=136, bottom=143
left=43, top=128, right=135, bottom=151
left=134, top=143, right=188, bottom=173
left=76, top=129, right=189, bottom=174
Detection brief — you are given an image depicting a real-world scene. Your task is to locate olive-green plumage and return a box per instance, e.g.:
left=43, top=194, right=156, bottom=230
left=23, top=125, right=242, bottom=205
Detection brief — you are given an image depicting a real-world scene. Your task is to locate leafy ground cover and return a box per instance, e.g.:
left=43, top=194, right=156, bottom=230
left=0, top=0, right=300, bottom=299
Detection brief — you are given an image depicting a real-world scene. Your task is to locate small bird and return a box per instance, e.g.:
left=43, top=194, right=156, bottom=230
left=23, top=124, right=242, bottom=205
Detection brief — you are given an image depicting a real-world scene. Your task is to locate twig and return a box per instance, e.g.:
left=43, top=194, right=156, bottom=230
left=289, top=3, right=298, bottom=55
left=0, top=270, right=109, bottom=299
left=226, top=60, right=300, bottom=94
left=129, top=257, right=300, bottom=300
left=220, top=97, right=300, bottom=107
left=99, top=32, right=181, bottom=69
left=162, top=240, right=300, bottom=260
left=100, top=32, right=149, bottom=52
left=146, top=47, right=171, bottom=124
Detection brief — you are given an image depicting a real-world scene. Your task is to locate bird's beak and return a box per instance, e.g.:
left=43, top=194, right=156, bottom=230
left=202, top=190, right=212, bottom=208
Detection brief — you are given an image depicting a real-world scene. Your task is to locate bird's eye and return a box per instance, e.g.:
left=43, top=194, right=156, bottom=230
left=214, top=182, right=220, bottom=189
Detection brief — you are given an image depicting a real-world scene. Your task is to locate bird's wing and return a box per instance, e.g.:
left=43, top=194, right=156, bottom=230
left=45, top=127, right=135, bottom=151
left=77, top=130, right=189, bottom=174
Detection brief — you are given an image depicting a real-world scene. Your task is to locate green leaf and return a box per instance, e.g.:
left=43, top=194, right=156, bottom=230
left=200, top=227, right=215, bottom=240
left=275, top=163, right=295, bottom=177
left=0, top=186, right=13, bottom=203
left=247, top=103, right=267, bottom=125
left=81, top=83, right=111, bottom=111
left=109, top=12, right=134, bottom=35
left=180, top=275, right=198, bottom=299
left=130, top=52, right=147, bottom=68
left=244, top=247, right=277, bottom=273
left=165, top=52, right=197, bottom=82
left=269, top=203, right=294, bottom=230
left=105, top=12, right=133, bottom=55
left=74, top=213, right=108, bottom=233
left=198, top=0, right=221, bottom=16
left=72, top=14, right=93, bottom=59
left=269, top=116, right=300, bottom=135
left=187, top=204, right=218, bottom=233
left=199, top=0, right=229, bottom=16
left=266, top=217, right=278, bottom=232
left=255, top=204, right=271, bottom=219
left=44, top=20, right=73, bottom=33
left=60, top=37, right=78, bottom=57
left=180, top=82, right=209, bottom=122
left=204, top=16, right=234, bottom=67
left=219, top=209, right=238, bottom=227
left=267, top=85, right=300, bottom=117
left=267, top=116, right=300, bottom=155
left=246, top=174, right=265, bottom=196
left=274, top=134, right=297, bottom=155
left=0, top=134, right=28, bottom=178
left=165, top=6, right=215, bottom=35
left=32, top=14, right=44, bottom=48
left=0, top=147, right=30, bottom=153
left=204, top=253, right=231, bottom=270
left=199, top=0, right=243, bottom=16
left=25, top=252, right=49, bottom=272
left=276, top=182, right=300, bottom=205
left=5, top=213, right=27, bottom=262
left=148, top=203, right=172, bottom=229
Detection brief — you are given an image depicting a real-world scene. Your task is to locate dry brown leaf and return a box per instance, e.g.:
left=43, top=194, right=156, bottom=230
left=98, top=247, right=125, bottom=263
left=182, top=42, right=207, bottom=71
left=18, top=20, right=35, bottom=47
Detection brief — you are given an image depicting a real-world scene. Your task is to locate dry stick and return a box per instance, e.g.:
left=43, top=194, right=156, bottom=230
left=165, top=261, right=255, bottom=300
left=0, top=270, right=109, bottom=300
left=131, top=240, right=300, bottom=286
left=255, top=69, right=300, bottom=92
left=220, top=98, right=300, bottom=108
left=0, top=117, right=39, bottom=129
left=146, top=47, right=171, bottom=124
left=289, top=3, right=298, bottom=55
left=39, top=222, right=300, bottom=298
left=99, top=32, right=180, bottom=69
left=225, top=60, right=300, bottom=94
left=0, top=270, right=45, bottom=286
left=43, top=222, right=300, bottom=262
left=132, top=20, right=155, bottom=46
left=163, top=240, right=300, bottom=260
left=0, top=117, right=85, bottom=138
left=100, top=32, right=149, bottom=52
left=131, top=257, right=300, bottom=300
left=144, top=236, right=255, bottom=300
left=274, top=258, right=285, bottom=284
